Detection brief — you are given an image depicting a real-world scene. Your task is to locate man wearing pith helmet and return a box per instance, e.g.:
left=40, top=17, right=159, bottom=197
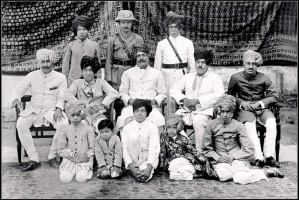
left=105, top=10, right=144, bottom=91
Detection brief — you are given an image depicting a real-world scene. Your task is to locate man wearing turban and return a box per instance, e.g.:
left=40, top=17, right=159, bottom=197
left=11, top=48, right=69, bottom=171
left=154, top=11, right=196, bottom=114
left=117, top=43, right=166, bottom=136
left=170, top=49, right=224, bottom=152
left=62, top=15, right=102, bottom=87
left=105, top=10, right=144, bottom=91
left=227, top=50, right=280, bottom=168
left=203, top=94, right=284, bottom=184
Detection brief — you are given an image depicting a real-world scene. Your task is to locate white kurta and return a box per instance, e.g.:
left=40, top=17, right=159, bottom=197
left=121, top=119, right=160, bottom=169
left=117, top=65, right=167, bottom=129
left=154, top=35, right=196, bottom=114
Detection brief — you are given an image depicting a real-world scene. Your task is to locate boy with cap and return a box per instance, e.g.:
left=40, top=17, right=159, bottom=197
left=62, top=15, right=102, bottom=87
left=159, top=113, right=216, bottom=180
left=170, top=49, right=224, bottom=152
left=154, top=11, right=196, bottom=114
left=11, top=48, right=68, bottom=171
left=58, top=101, right=95, bottom=183
left=105, top=10, right=144, bottom=91
left=203, top=94, right=284, bottom=184
left=227, top=50, right=280, bottom=168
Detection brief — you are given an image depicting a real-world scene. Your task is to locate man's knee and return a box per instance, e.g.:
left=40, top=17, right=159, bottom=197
left=265, top=118, right=276, bottom=127
left=16, top=117, right=31, bottom=130
left=216, top=167, right=233, bottom=182
left=76, top=170, right=91, bottom=183
left=60, top=171, right=73, bottom=183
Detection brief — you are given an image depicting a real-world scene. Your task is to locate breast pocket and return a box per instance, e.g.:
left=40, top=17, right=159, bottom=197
left=49, top=85, right=58, bottom=96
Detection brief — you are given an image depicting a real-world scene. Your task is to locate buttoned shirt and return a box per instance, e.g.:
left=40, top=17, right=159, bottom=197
left=154, top=35, right=195, bottom=72
left=203, top=119, right=255, bottom=162
left=227, top=71, right=279, bottom=109
left=121, top=119, right=160, bottom=169
left=10, top=69, right=67, bottom=117
left=95, top=134, right=122, bottom=168
left=105, top=32, right=144, bottom=82
left=58, top=123, right=95, bottom=168
left=62, top=38, right=101, bottom=86
left=119, top=65, right=167, bottom=107
left=64, top=78, right=120, bottom=108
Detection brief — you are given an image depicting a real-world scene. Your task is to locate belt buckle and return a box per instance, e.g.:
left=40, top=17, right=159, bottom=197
left=175, top=63, right=180, bottom=69
left=123, top=60, right=127, bottom=66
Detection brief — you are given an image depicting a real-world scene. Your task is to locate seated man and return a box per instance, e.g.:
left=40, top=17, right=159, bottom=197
left=227, top=50, right=280, bottom=168
left=116, top=43, right=166, bottom=135
left=64, top=56, right=120, bottom=134
left=159, top=113, right=216, bottom=180
left=11, top=48, right=69, bottom=171
left=170, top=49, right=224, bottom=151
left=203, top=94, right=283, bottom=184
left=121, top=99, right=160, bottom=183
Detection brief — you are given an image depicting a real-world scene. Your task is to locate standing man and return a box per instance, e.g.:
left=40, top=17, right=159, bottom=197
left=227, top=50, right=280, bottom=168
left=105, top=10, right=144, bottom=91
left=62, top=15, right=102, bottom=87
left=117, top=44, right=166, bottom=135
left=170, top=49, right=224, bottom=152
left=154, top=11, right=196, bottom=114
left=11, top=49, right=69, bottom=171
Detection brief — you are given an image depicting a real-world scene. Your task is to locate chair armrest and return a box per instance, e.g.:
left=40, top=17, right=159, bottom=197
left=161, top=101, right=167, bottom=115
left=269, top=102, right=284, bottom=108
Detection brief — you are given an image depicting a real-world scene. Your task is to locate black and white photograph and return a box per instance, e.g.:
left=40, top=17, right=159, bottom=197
left=2, top=1, right=297, bottom=198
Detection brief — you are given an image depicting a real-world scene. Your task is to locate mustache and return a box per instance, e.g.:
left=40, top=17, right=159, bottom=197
left=138, top=59, right=145, bottom=62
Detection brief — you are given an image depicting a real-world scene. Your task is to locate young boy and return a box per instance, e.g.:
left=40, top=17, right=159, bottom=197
left=203, top=94, right=284, bottom=184
left=159, top=113, right=216, bottom=180
left=58, top=101, right=95, bottom=183
left=95, top=119, right=122, bottom=179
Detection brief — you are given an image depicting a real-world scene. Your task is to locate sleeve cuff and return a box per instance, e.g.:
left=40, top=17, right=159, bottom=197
left=258, top=101, right=265, bottom=109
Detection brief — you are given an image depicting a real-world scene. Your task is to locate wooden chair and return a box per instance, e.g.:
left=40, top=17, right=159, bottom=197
left=15, top=95, right=123, bottom=166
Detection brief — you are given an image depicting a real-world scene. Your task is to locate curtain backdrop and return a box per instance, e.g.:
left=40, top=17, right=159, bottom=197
left=2, top=1, right=297, bottom=67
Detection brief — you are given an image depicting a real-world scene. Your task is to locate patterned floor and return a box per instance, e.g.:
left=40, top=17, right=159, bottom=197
left=2, top=161, right=297, bottom=199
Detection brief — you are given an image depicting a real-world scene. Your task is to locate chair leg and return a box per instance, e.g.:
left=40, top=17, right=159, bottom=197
left=24, top=149, right=28, bottom=157
left=16, top=128, right=22, bottom=166
left=276, top=124, right=281, bottom=162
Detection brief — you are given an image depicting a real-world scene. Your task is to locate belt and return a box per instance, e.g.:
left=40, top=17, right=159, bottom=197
left=113, top=59, right=135, bottom=66
left=162, top=63, right=188, bottom=69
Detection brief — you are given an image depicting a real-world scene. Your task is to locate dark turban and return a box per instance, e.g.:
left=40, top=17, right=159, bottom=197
left=80, top=56, right=101, bottom=74
left=194, top=49, right=215, bottom=65
left=213, top=94, right=236, bottom=114
left=71, top=15, right=92, bottom=33
left=164, top=11, right=185, bottom=31
left=132, top=99, right=152, bottom=117
left=132, top=43, right=150, bottom=58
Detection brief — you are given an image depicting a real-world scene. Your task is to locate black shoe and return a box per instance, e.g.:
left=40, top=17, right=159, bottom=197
left=264, top=167, right=284, bottom=178
left=254, top=159, right=265, bottom=168
left=265, top=156, right=280, bottom=168
left=48, top=158, right=60, bottom=168
left=21, top=161, right=41, bottom=172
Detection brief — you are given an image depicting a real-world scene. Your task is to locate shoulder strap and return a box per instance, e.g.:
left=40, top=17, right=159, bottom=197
left=167, top=37, right=182, bottom=63
left=116, top=33, right=133, bottom=60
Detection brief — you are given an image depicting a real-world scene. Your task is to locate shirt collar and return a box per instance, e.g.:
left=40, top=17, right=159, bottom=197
left=195, top=70, right=210, bottom=78
left=40, top=69, right=54, bottom=77
left=243, top=71, right=258, bottom=80
left=169, top=34, right=181, bottom=41
left=120, top=31, right=133, bottom=39
left=83, top=79, right=95, bottom=87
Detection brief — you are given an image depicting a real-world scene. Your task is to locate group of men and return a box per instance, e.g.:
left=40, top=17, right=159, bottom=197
left=11, top=10, right=280, bottom=176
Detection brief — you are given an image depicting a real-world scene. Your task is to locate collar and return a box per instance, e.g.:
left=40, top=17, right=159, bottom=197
left=120, top=31, right=133, bottom=39
left=243, top=71, right=258, bottom=80
left=83, top=79, right=95, bottom=87
left=71, top=123, right=83, bottom=128
left=134, top=65, right=150, bottom=70
left=40, top=69, right=54, bottom=77
left=137, top=118, right=148, bottom=128
left=195, top=70, right=210, bottom=78
left=169, top=34, right=181, bottom=41
left=77, top=38, right=89, bottom=44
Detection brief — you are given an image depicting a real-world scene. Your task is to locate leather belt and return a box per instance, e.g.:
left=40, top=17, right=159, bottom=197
left=113, top=59, right=135, bottom=66
left=162, top=63, right=188, bottom=69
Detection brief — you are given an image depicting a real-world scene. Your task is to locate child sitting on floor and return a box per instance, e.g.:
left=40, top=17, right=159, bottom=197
left=58, top=101, right=95, bottom=183
left=95, top=119, right=122, bottom=179
left=159, top=113, right=216, bottom=180
left=203, top=94, right=284, bottom=184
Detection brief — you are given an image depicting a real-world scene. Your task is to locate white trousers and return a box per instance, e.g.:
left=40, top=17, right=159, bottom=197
left=244, top=118, right=277, bottom=160
left=16, top=110, right=69, bottom=162
left=168, top=157, right=195, bottom=180
left=60, top=170, right=92, bottom=183
left=213, top=160, right=268, bottom=184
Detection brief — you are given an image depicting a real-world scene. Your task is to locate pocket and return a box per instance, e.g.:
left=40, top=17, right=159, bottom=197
left=114, top=44, right=122, bottom=51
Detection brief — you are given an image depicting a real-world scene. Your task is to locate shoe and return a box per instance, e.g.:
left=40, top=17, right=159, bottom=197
left=265, top=156, right=280, bottom=168
left=21, top=161, right=41, bottom=172
left=264, top=167, right=284, bottom=178
left=97, top=170, right=110, bottom=179
left=49, top=158, right=60, bottom=168
left=254, top=159, right=265, bottom=168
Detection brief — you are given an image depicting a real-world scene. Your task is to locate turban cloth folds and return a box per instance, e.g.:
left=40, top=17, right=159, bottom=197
left=243, top=50, right=263, bottom=66
left=164, top=11, right=185, bottom=31
left=36, top=48, right=56, bottom=63
left=71, top=15, right=92, bottom=33
left=213, top=94, right=237, bottom=114
left=165, top=113, right=185, bottom=132
left=132, top=43, right=149, bottom=58
left=65, top=101, right=87, bottom=119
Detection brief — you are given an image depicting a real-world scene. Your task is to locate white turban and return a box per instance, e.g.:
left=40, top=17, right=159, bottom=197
left=243, top=50, right=263, bottom=66
left=36, top=48, right=56, bottom=63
